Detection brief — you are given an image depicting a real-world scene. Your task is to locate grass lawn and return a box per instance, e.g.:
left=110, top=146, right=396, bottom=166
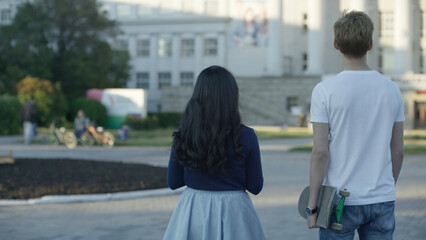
left=288, top=143, right=426, bottom=155
left=253, top=127, right=313, bottom=139
left=112, top=128, right=174, bottom=147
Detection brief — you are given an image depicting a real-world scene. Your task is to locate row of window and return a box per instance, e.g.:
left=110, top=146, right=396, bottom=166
left=115, top=38, right=218, bottom=57
left=106, top=0, right=219, bottom=18
left=136, top=72, right=194, bottom=89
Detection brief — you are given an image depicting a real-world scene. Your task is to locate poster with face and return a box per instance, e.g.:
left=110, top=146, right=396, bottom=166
left=230, top=0, right=268, bottom=47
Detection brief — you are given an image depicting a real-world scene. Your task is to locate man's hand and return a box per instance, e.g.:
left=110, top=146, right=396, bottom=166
left=307, top=213, right=320, bottom=229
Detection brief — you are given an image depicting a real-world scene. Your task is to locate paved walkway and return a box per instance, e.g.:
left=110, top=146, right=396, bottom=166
left=0, top=138, right=425, bottom=240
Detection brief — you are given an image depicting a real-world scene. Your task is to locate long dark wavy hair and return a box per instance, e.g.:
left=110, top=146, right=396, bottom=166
left=172, top=66, right=243, bottom=173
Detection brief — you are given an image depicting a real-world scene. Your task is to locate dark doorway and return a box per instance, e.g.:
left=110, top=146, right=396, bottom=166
left=414, top=101, right=426, bottom=129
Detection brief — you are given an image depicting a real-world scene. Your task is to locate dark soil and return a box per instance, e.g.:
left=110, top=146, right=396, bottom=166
left=0, top=158, right=168, bottom=199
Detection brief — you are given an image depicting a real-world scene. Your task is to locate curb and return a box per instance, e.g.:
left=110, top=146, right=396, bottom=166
left=0, top=187, right=185, bottom=206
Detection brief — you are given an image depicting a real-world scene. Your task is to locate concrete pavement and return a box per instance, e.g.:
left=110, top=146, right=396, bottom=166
left=0, top=138, right=425, bottom=240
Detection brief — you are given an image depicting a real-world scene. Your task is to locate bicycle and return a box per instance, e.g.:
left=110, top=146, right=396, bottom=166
left=80, top=125, right=114, bottom=148
left=49, top=124, right=77, bottom=149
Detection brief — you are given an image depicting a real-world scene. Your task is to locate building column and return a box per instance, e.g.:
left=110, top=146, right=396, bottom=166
left=305, top=0, right=324, bottom=75
left=351, top=0, right=379, bottom=70
left=266, top=0, right=283, bottom=76
left=394, top=0, right=413, bottom=74
left=194, top=33, right=203, bottom=76
left=150, top=34, right=158, bottom=91
left=350, top=0, right=366, bottom=11
left=171, top=34, right=180, bottom=86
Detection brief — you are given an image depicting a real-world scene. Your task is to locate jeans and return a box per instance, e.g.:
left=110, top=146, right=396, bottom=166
left=320, top=201, right=395, bottom=240
left=23, top=121, right=33, bottom=145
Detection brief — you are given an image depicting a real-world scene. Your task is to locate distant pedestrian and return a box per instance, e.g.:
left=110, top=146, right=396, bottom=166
left=21, top=96, right=36, bottom=145
left=74, top=110, right=91, bottom=138
left=164, top=66, right=265, bottom=240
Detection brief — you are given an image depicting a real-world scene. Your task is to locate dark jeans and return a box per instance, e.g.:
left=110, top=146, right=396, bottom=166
left=320, top=201, right=395, bottom=240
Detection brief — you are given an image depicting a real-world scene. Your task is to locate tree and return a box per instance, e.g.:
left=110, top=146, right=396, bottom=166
left=0, top=0, right=130, bottom=100
left=16, top=76, right=68, bottom=126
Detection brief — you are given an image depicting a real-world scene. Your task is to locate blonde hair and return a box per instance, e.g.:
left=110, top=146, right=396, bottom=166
left=334, top=10, right=374, bottom=57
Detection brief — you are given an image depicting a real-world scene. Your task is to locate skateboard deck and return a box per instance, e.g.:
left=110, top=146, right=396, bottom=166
left=298, top=185, right=337, bottom=228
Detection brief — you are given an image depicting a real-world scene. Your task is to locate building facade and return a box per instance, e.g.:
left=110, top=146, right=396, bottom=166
left=1, top=0, right=426, bottom=128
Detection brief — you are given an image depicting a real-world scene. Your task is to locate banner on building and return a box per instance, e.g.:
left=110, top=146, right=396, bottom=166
left=230, top=0, right=268, bottom=47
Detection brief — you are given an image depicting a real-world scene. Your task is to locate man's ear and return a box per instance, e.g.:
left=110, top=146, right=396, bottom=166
left=367, top=40, right=373, bottom=51
left=333, top=39, right=339, bottom=50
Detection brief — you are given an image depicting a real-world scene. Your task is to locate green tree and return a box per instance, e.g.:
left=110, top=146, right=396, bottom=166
left=16, top=76, right=68, bottom=126
left=0, top=0, right=130, bottom=99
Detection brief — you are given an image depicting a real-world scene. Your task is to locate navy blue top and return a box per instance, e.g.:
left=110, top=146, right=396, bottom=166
left=167, top=125, right=264, bottom=195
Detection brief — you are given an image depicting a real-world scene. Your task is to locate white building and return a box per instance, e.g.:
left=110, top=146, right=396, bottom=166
left=1, top=0, right=426, bottom=128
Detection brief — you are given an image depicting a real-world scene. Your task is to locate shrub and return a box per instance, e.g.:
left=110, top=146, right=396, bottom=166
left=150, top=112, right=181, bottom=129
left=123, top=113, right=181, bottom=130
left=124, top=115, right=159, bottom=130
left=16, top=76, right=68, bottom=126
left=71, top=98, right=107, bottom=126
left=0, top=95, right=21, bottom=135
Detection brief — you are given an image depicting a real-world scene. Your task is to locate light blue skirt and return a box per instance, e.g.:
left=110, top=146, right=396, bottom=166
left=163, top=187, right=266, bottom=240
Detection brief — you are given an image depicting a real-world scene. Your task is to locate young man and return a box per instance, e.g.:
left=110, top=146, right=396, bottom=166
left=307, top=11, right=404, bottom=240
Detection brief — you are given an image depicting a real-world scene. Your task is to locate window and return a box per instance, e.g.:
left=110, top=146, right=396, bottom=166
left=302, top=13, right=308, bottom=32
left=378, top=47, right=383, bottom=72
left=137, top=39, right=150, bottom=57
left=136, top=72, right=150, bottom=89
left=302, top=53, right=308, bottom=71
left=379, top=11, right=393, bottom=38
left=158, top=72, right=171, bottom=89
left=180, top=72, right=194, bottom=86
left=158, top=38, right=172, bottom=57
left=287, top=97, right=298, bottom=112
left=181, top=39, right=194, bottom=57
left=205, top=0, right=218, bottom=16
left=114, top=39, right=128, bottom=51
left=117, top=4, right=131, bottom=17
left=1, top=9, right=11, bottom=22
left=204, top=38, right=218, bottom=56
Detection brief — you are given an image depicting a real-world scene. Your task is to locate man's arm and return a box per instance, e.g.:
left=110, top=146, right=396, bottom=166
left=307, top=122, right=330, bottom=228
left=390, top=122, right=404, bottom=184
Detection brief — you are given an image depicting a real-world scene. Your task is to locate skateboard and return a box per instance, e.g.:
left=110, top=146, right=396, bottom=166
left=298, top=185, right=350, bottom=230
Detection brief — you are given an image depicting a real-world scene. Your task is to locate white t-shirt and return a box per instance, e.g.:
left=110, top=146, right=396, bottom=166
left=310, top=70, right=405, bottom=205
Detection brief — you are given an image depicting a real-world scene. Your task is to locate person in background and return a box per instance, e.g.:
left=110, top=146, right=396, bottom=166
left=21, top=96, right=36, bottom=145
left=74, top=110, right=90, bottom=138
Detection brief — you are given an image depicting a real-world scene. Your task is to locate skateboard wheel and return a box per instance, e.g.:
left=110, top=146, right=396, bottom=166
left=339, top=189, right=350, bottom=197
left=331, top=223, right=343, bottom=230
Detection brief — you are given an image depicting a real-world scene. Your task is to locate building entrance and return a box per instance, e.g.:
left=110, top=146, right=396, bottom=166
left=414, top=101, right=426, bottom=129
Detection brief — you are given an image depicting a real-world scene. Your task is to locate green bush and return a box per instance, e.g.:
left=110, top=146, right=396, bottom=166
left=71, top=98, right=107, bottom=126
left=0, top=95, right=21, bottom=135
left=124, top=115, right=159, bottom=130
left=123, top=113, right=181, bottom=130
left=150, top=112, right=181, bottom=128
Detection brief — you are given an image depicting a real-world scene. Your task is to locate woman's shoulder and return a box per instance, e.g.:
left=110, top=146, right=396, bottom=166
left=239, top=124, right=257, bottom=139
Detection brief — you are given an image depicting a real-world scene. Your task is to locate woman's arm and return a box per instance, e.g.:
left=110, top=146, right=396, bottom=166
left=246, top=129, right=264, bottom=195
left=167, top=147, right=185, bottom=190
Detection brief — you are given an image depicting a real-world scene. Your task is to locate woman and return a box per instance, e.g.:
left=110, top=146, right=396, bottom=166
left=164, top=66, right=265, bottom=240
